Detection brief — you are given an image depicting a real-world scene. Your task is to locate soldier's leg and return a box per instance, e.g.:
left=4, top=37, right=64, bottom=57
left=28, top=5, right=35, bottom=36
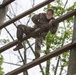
left=35, top=37, right=43, bottom=58
left=14, top=25, right=34, bottom=51
left=17, top=25, right=24, bottom=40
left=17, top=25, right=34, bottom=40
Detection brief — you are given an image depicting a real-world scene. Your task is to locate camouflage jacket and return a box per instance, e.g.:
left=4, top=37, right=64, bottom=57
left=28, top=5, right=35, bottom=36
left=32, top=13, right=58, bottom=34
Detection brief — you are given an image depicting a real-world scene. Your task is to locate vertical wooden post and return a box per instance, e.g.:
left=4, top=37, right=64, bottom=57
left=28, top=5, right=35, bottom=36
left=67, top=15, right=76, bottom=75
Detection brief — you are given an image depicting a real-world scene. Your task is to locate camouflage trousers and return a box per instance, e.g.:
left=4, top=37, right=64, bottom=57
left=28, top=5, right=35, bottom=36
left=35, top=31, right=47, bottom=58
left=17, top=24, right=47, bottom=58
left=35, top=37, right=43, bottom=58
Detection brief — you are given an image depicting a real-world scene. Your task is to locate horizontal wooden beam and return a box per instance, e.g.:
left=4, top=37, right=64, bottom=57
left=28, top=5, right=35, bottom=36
left=0, top=0, right=54, bottom=29
left=5, top=41, right=76, bottom=75
left=0, top=9, right=76, bottom=53
left=0, top=0, right=15, bottom=8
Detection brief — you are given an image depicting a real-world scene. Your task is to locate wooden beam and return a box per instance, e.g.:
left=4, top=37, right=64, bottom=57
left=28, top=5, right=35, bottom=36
left=0, top=9, right=76, bottom=53
left=5, top=41, right=76, bottom=75
left=0, top=0, right=54, bottom=29
left=0, top=0, right=15, bottom=8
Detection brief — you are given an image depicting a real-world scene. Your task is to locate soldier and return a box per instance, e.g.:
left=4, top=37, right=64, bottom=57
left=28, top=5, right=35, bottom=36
left=14, top=9, right=58, bottom=58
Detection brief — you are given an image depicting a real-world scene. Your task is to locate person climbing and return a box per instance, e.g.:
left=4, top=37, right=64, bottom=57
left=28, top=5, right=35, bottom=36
left=13, top=8, right=59, bottom=59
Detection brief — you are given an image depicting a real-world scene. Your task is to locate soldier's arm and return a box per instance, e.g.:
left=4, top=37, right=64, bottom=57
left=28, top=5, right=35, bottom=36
left=49, top=18, right=59, bottom=34
left=32, top=14, right=40, bottom=25
left=51, top=23, right=59, bottom=34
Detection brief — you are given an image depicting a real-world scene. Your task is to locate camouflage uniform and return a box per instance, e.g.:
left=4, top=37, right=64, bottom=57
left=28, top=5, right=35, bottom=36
left=14, top=13, right=58, bottom=58
left=32, top=13, right=58, bottom=58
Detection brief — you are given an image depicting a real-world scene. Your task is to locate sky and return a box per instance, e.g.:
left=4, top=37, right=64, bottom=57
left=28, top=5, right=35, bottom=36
left=0, top=0, right=76, bottom=75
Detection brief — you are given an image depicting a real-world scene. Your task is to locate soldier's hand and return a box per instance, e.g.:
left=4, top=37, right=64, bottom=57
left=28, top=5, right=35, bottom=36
left=49, top=20, right=53, bottom=25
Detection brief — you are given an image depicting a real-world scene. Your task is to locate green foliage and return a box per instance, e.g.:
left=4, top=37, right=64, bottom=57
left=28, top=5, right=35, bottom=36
left=42, top=0, right=76, bottom=75
left=0, top=55, right=4, bottom=75
left=0, top=39, right=9, bottom=74
left=0, top=39, right=9, bottom=44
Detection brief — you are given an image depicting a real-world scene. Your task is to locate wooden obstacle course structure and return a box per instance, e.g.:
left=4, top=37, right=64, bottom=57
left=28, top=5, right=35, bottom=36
left=0, top=0, right=54, bottom=29
left=0, top=0, right=76, bottom=75
left=5, top=41, right=76, bottom=75
left=0, top=0, right=15, bottom=8
left=0, top=9, right=76, bottom=53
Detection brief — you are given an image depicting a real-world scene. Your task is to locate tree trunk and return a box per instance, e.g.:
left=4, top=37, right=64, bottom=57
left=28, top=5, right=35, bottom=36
left=67, top=15, right=76, bottom=75
left=0, top=0, right=8, bottom=26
